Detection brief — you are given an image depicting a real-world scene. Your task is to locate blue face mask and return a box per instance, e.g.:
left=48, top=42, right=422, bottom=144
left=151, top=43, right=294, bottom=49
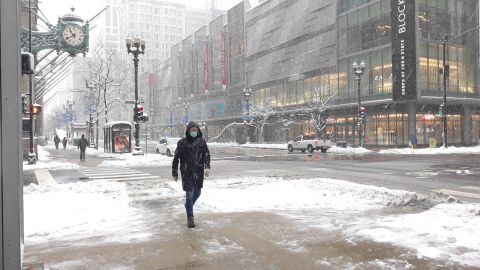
left=190, top=131, right=198, bottom=138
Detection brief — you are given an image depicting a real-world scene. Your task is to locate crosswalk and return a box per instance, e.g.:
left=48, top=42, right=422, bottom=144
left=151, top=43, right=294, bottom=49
left=433, top=186, right=480, bottom=200
left=80, top=167, right=172, bottom=203
left=80, top=168, right=162, bottom=182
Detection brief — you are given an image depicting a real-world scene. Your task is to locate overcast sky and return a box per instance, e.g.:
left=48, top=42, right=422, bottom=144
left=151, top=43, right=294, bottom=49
left=38, top=0, right=245, bottom=26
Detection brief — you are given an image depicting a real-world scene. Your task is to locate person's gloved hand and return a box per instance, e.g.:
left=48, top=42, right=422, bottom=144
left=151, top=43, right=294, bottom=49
left=204, top=169, right=210, bottom=178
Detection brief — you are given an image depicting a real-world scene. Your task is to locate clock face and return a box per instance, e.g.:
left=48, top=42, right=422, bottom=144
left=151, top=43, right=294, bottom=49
left=62, top=24, right=85, bottom=47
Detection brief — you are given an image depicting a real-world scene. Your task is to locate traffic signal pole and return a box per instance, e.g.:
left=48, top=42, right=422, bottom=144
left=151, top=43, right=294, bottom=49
left=133, top=56, right=142, bottom=155
left=28, top=0, right=36, bottom=164
left=442, top=35, right=448, bottom=148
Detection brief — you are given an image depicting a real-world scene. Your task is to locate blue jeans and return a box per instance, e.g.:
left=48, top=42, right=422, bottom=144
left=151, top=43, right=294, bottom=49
left=185, top=188, right=201, bottom=217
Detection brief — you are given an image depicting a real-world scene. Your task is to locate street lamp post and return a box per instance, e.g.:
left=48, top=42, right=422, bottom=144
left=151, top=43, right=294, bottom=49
left=126, top=36, right=146, bottom=155
left=184, top=103, right=189, bottom=125
left=242, top=87, right=252, bottom=143
left=352, top=61, right=365, bottom=147
left=440, top=26, right=480, bottom=148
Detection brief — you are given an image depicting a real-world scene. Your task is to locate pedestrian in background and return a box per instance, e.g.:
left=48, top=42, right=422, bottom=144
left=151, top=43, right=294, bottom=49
left=78, top=134, right=88, bottom=162
left=410, top=134, right=418, bottom=149
left=54, top=135, right=60, bottom=149
left=62, top=137, right=68, bottom=149
left=172, top=121, right=211, bottom=228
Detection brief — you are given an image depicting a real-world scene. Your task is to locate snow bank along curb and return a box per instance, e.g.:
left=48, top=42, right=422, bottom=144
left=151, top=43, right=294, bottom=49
left=379, top=145, right=480, bottom=155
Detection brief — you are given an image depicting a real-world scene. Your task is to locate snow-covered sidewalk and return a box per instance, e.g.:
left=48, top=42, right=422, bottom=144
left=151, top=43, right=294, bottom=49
left=24, top=176, right=480, bottom=267
left=379, top=145, right=480, bottom=155
left=23, top=146, right=80, bottom=171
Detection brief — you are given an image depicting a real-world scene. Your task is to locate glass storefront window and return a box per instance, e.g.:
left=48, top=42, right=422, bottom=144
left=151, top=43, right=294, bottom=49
left=381, top=48, right=392, bottom=94
left=304, top=79, right=312, bottom=103
left=297, top=80, right=304, bottom=105
left=472, top=115, right=480, bottom=144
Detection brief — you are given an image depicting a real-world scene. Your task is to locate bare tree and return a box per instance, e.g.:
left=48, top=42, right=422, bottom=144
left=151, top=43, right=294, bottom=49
left=309, top=86, right=337, bottom=137
left=249, top=96, right=275, bottom=143
left=82, top=48, right=130, bottom=124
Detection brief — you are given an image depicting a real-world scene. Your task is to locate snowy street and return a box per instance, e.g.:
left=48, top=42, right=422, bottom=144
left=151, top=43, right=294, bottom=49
left=22, top=144, right=480, bottom=269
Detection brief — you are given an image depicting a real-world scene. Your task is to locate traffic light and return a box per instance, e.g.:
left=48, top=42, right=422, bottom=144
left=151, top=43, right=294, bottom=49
left=437, top=104, right=445, bottom=117
left=30, top=104, right=42, bottom=115
left=360, top=106, right=366, bottom=120
left=21, top=94, right=27, bottom=114
left=443, top=65, right=450, bottom=78
left=134, top=105, right=149, bottom=122
left=21, top=52, right=35, bottom=75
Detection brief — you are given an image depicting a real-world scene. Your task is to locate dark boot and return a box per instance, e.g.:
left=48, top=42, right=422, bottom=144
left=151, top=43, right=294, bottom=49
left=187, top=216, right=195, bottom=228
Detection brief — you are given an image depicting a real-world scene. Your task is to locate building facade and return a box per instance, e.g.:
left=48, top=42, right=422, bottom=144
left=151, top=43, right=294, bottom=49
left=150, top=0, right=480, bottom=147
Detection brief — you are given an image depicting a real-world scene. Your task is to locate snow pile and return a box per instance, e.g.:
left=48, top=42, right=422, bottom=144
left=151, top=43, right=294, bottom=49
left=193, top=177, right=421, bottom=213
left=24, top=180, right=145, bottom=244
left=328, top=146, right=372, bottom=154
left=99, top=153, right=172, bottom=167
left=208, top=142, right=287, bottom=150
left=379, top=145, right=480, bottom=155
left=355, top=203, right=480, bottom=266
left=23, top=146, right=80, bottom=171
left=208, top=142, right=373, bottom=154
left=85, top=147, right=108, bottom=156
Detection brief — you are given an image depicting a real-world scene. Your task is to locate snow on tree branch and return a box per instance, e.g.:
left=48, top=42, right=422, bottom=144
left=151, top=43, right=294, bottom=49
left=249, top=96, right=275, bottom=142
left=308, top=86, right=337, bottom=136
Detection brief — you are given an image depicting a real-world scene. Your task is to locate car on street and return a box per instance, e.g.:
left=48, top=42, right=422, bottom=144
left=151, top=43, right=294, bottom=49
left=156, top=137, right=181, bottom=156
left=287, top=134, right=333, bottom=153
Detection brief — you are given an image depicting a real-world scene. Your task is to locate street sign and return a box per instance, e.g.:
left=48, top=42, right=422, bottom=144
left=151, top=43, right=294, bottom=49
left=125, top=100, right=145, bottom=104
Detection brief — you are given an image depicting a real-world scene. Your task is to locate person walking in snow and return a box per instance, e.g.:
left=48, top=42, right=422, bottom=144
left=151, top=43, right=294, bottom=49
left=172, top=121, right=211, bottom=228
left=78, top=134, right=88, bottom=162
left=54, top=135, right=60, bottom=149
left=62, top=137, right=68, bottom=149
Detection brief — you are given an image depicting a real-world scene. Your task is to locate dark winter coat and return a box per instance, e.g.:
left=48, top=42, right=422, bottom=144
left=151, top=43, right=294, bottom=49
left=54, top=136, right=60, bottom=144
left=62, top=137, right=68, bottom=145
left=78, top=137, right=88, bottom=151
left=172, top=121, right=211, bottom=192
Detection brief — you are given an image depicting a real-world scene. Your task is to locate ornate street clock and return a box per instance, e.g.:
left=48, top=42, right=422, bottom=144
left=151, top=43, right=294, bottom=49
left=21, top=6, right=101, bottom=57
left=56, top=7, right=90, bottom=56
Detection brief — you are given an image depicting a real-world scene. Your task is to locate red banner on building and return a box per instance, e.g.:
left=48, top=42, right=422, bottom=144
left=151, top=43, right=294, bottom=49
left=148, top=73, right=156, bottom=89
left=221, top=32, right=227, bottom=89
left=204, top=40, right=209, bottom=94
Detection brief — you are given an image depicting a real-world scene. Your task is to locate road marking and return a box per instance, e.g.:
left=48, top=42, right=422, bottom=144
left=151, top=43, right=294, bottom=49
left=34, top=170, right=56, bottom=186
left=82, top=171, right=143, bottom=177
left=91, top=176, right=162, bottom=182
left=433, top=189, right=480, bottom=199
left=81, top=169, right=134, bottom=173
left=86, top=173, right=152, bottom=179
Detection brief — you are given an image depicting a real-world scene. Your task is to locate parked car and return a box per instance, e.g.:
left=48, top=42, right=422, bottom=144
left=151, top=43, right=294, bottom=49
left=156, top=137, right=181, bottom=156
left=287, top=134, right=333, bottom=153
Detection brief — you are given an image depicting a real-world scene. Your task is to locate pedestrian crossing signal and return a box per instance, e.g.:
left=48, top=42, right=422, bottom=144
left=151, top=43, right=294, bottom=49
left=30, top=104, right=42, bottom=115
